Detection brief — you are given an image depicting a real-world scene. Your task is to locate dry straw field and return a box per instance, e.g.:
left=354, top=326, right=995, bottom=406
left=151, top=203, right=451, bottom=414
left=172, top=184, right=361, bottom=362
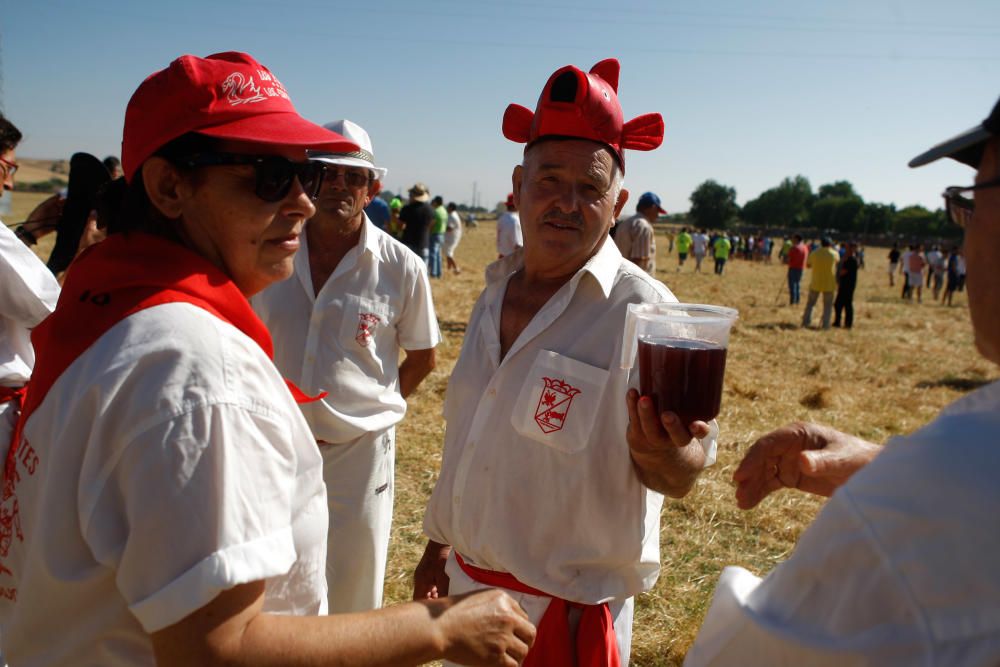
left=9, top=189, right=992, bottom=666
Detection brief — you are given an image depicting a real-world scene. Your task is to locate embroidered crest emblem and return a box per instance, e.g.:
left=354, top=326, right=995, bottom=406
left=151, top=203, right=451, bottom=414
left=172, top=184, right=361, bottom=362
left=534, top=377, right=581, bottom=433
left=221, top=72, right=267, bottom=105
left=355, top=313, right=381, bottom=347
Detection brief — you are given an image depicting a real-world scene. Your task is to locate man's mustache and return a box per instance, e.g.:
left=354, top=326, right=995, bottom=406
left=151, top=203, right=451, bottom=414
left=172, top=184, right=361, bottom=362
left=542, top=210, right=583, bottom=225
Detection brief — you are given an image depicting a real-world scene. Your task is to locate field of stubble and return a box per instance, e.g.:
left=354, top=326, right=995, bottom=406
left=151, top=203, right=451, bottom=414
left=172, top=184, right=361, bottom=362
left=12, top=189, right=991, bottom=665
left=383, top=220, right=990, bottom=666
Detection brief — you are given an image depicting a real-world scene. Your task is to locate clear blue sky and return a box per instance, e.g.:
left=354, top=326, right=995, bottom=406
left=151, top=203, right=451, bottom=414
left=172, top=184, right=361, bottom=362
left=3, top=0, right=998, bottom=213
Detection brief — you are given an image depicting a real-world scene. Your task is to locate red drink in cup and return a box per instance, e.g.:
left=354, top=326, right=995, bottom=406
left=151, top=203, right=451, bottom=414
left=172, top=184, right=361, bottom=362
left=638, top=337, right=728, bottom=424
left=622, top=303, right=738, bottom=425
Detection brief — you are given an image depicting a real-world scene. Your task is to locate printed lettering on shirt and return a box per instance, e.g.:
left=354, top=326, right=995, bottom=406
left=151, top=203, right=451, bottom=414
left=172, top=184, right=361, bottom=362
left=0, top=436, right=39, bottom=600
left=534, top=377, right=581, bottom=434
left=355, top=313, right=382, bottom=347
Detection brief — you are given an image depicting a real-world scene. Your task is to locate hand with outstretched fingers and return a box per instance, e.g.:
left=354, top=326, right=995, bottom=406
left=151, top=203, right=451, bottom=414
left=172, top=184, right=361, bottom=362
left=733, top=421, right=881, bottom=510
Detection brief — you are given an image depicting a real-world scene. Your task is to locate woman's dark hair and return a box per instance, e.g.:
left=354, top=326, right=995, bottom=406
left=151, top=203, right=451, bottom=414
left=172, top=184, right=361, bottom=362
left=98, top=132, right=218, bottom=236
left=0, top=114, right=23, bottom=153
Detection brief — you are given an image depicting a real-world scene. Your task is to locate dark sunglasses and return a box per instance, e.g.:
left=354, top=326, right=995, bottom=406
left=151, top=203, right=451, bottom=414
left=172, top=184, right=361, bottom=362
left=942, top=176, right=1000, bottom=228
left=177, top=152, right=326, bottom=202
left=320, top=165, right=373, bottom=189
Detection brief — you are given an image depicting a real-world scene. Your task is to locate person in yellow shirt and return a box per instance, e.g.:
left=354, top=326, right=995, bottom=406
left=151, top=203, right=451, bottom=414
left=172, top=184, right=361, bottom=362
left=676, top=226, right=693, bottom=270
left=802, top=237, right=840, bottom=329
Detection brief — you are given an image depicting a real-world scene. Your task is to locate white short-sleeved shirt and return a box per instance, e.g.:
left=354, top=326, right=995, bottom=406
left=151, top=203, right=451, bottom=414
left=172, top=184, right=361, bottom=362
left=423, top=240, right=717, bottom=604
left=692, top=233, right=709, bottom=255
left=0, top=303, right=328, bottom=666
left=901, top=250, right=912, bottom=274
left=685, top=381, right=1000, bottom=667
left=253, top=217, right=440, bottom=444
left=496, top=211, right=523, bottom=257
left=0, top=222, right=60, bottom=387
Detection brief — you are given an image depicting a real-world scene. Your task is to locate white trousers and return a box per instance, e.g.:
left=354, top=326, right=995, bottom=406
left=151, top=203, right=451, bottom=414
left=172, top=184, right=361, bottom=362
left=319, top=426, right=395, bottom=613
left=442, top=551, right=634, bottom=667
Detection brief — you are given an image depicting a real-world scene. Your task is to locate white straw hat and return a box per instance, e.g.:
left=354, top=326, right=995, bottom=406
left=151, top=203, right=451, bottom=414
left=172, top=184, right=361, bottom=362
left=308, top=119, right=388, bottom=180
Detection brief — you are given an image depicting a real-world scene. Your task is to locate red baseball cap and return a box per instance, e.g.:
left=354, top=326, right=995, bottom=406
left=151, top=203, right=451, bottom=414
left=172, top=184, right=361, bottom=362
left=502, top=58, right=664, bottom=172
left=122, top=51, right=357, bottom=182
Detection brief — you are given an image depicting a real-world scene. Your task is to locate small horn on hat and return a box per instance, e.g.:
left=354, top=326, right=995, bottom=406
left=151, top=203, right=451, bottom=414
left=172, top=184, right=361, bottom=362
left=621, top=113, right=665, bottom=151
left=502, top=104, right=535, bottom=143
left=589, top=58, right=620, bottom=93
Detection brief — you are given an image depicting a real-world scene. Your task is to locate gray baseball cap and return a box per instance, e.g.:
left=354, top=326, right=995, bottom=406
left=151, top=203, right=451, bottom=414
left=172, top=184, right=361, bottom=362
left=909, top=96, right=1000, bottom=168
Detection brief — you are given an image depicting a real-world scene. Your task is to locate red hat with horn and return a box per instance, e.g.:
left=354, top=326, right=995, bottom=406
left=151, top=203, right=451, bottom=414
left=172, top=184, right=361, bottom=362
left=501, top=58, right=663, bottom=172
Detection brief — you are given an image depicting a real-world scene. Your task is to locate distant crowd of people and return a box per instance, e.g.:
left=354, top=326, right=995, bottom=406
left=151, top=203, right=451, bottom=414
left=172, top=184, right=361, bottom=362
left=887, top=241, right=966, bottom=305
left=365, top=181, right=469, bottom=278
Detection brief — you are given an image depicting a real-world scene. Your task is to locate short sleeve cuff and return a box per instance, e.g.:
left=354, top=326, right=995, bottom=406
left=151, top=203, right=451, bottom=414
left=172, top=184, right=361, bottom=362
left=129, top=527, right=296, bottom=633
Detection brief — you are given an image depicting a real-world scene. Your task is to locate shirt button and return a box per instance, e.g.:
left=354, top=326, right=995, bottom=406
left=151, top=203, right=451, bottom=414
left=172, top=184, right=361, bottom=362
left=488, top=388, right=497, bottom=397
left=453, top=496, right=460, bottom=505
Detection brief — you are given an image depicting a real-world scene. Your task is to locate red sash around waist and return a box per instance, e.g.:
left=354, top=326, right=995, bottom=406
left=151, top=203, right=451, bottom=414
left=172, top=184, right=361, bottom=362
left=0, top=386, right=26, bottom=405
left=455, top=553, right=621, bottom=667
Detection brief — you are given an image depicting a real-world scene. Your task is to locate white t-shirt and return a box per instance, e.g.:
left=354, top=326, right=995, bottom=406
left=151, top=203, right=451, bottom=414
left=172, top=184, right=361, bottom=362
left=496, top=211, right=522, bottom=257
left=445, top=210, right=463, bottom=247
left=423, top=240, right=717, bottom=604
left=692, top=233, right=709, bottom=255
left=685, top=380, right=1000, bottom=667
left=0, top=303, right=328, bottom=666
left=253, top=218, right=440, bottom=444
left=0, top=222, right=60, bottom=388
left=926, top=249, right=945, bottom=273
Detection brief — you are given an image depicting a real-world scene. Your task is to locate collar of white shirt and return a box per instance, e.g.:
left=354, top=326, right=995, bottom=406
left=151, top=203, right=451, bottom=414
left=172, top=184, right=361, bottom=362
left=483, top=237, right=622, bottom=300
left=296, top=213, right=385, bottom=297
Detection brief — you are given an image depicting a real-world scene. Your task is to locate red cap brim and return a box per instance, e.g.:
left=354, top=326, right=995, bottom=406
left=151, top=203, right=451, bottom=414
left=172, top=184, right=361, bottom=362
left=195, top=111, right=357, bottom=153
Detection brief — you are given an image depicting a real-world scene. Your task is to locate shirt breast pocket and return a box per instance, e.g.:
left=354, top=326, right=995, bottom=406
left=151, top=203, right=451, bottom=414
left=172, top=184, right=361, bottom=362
left=510, top=350, right=609, bottom=453
left=339, top=295, right=392, bottom=371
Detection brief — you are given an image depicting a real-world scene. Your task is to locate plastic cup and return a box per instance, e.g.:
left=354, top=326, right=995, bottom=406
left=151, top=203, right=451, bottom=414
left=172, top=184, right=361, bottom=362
left=621, top=303, right=739, bottom=424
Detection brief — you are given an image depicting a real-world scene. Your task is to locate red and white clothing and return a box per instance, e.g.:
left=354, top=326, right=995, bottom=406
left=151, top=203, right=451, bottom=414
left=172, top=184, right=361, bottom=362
left=0, top=235, right=327, bottom=666
left=254, top=217, right=439, bottom=444
left=0, top=223, right=60, bottom=446
left=496, top=211, right=522, bottom=257
left=423, top=240, right=718, bottom=664
left=254, top=216, right=439, bottom=612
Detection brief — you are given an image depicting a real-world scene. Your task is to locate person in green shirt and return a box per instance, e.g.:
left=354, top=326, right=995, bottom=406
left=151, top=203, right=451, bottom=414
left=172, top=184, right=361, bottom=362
left=388, top=196, right=404, bottom=239
left=801, top=237, right=840, bottom=329
left=676, top=226, right=693, bottom=270
left=428, top=195, right=448, bottom=278
left=779, top=237, right=793, bottom=264
left=713, top=235, right=732, bottom=275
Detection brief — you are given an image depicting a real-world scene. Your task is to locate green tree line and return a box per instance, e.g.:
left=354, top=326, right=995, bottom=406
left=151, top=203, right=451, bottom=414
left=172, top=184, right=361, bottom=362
left=685, top=176, right=956, bottom=239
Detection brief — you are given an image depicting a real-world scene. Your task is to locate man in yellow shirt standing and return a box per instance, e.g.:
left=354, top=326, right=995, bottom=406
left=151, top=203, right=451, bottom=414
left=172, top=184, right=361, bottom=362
left=802, top=237, right=840, bottom=329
